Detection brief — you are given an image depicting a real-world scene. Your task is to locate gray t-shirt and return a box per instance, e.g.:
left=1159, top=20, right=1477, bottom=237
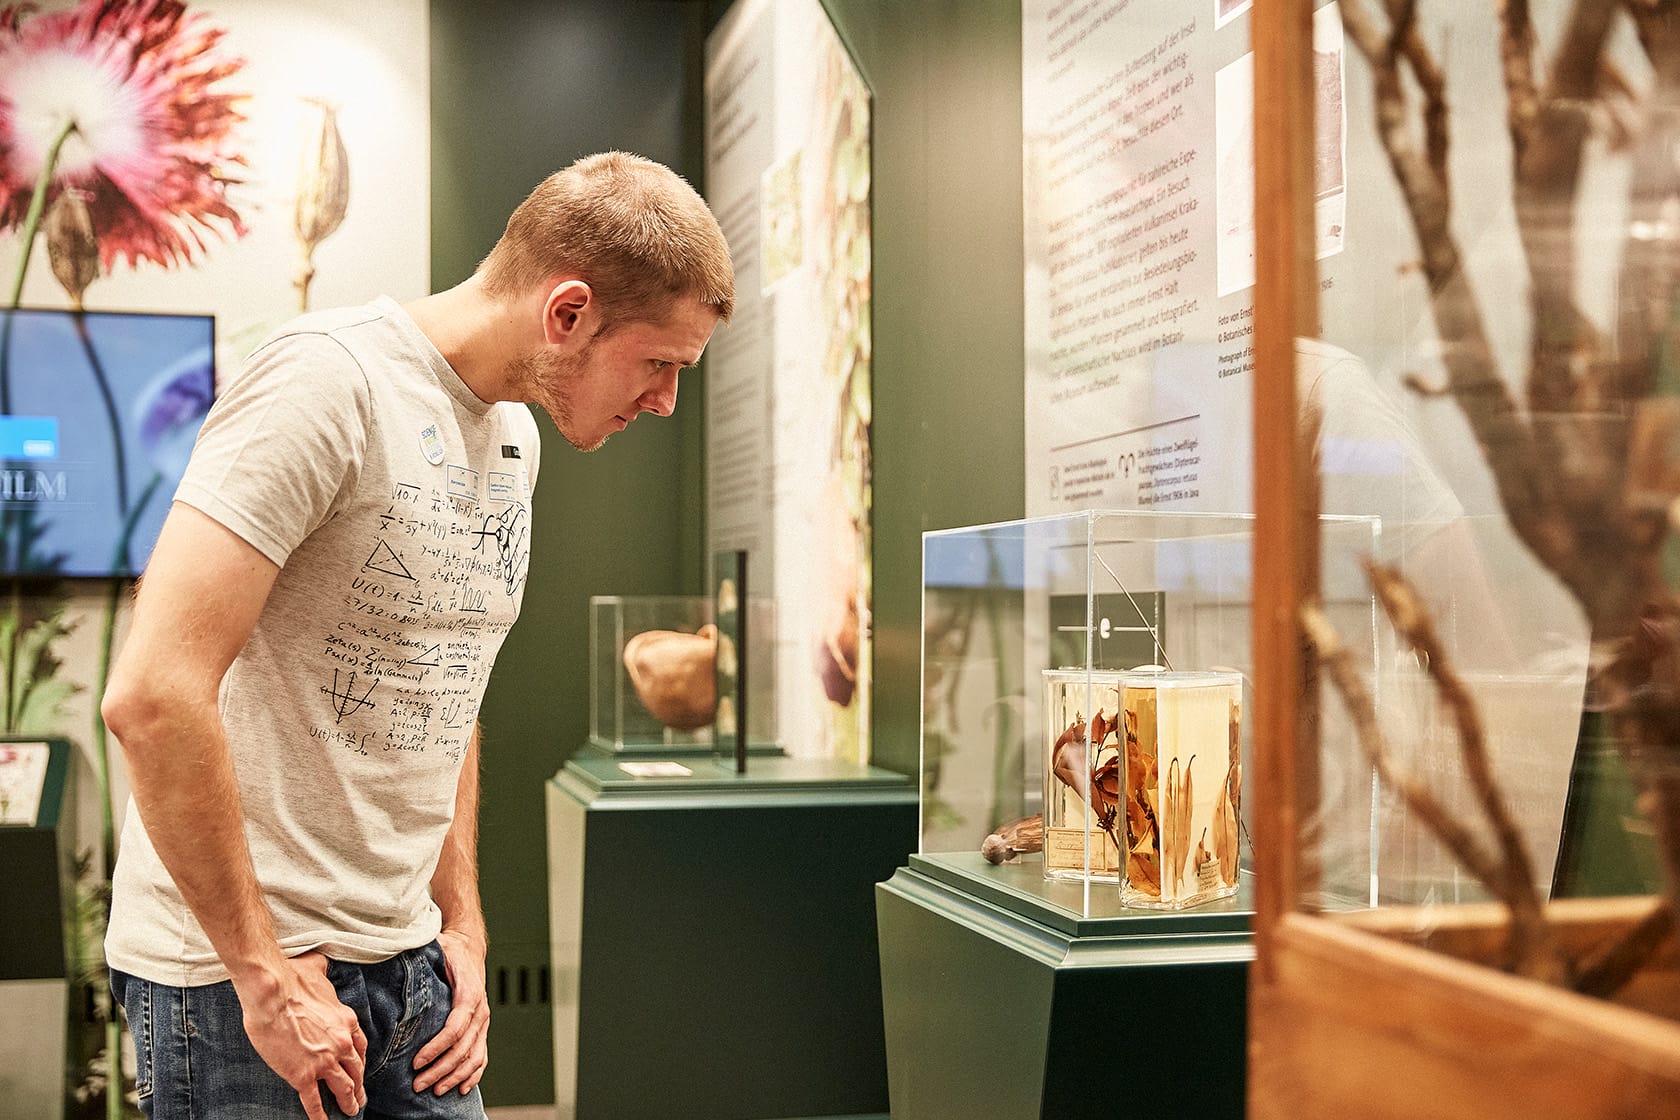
left=107, top=297, right=541, bottom=985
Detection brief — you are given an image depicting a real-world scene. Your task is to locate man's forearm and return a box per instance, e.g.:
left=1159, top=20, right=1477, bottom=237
left=430, top=724, right=486, bottom=947
left=108, top=692, right=287, bottom=994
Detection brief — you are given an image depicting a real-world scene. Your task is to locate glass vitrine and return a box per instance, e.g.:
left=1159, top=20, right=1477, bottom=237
left=921, top=509, right=1379, bottom=919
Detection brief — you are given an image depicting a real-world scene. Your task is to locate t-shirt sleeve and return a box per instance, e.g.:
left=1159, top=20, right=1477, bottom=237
left=175, top=332, right=371, bottom=567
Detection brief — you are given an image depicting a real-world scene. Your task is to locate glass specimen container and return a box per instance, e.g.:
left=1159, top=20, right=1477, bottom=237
left=922, top=509, right=1378, bottom=919
left=591, top=594, right=781, bottom=757
left=1114, top=669, right=1243, bottom=909
left=591, top=595, right=716, bottom=753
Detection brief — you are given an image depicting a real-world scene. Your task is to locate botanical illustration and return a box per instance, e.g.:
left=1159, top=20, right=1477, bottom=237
left=808, top=22, right=872, bottom=763
left=1306, top=0, right=1680, bottom=1008
left=0, top=0, right=246, bottom=1113
left=292, top=95, right=348, bottom=311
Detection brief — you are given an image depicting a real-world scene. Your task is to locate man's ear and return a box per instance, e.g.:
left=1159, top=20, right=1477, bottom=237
left=542, top=279, right=596, bottom=348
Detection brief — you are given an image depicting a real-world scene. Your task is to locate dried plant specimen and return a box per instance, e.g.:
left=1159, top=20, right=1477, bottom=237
left=1332, top=0, right=1680, bottom=948
left=982, top=813, right=1045, bottom=864
left=623, top=624, right=718, bottom=731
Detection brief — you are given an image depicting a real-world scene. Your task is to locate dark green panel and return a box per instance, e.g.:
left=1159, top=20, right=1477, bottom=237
left=549, top=762, right=917, bottom=1119
left=820, top=1, right=1027, bottom=777
left=877, top=860, right=1251, bottom=1120
left=429, top=0, right=709, bottom=1105
left=876, top=877, right=1055, bottom=1120
left=1042, top=959, right=1248, bottom=1118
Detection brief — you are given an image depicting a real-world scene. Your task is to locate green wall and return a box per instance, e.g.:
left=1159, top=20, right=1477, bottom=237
left=431, top=0, right=1026, bottom=1104
left=822, top=0, right=1026, bottom=776
left=429, top=0, right=710, bottom=1104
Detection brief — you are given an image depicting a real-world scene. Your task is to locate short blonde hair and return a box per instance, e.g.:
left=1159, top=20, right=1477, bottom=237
left=479, top=152, right=735, bottom=329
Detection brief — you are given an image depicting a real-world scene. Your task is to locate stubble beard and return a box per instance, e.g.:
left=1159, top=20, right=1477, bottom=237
left=514, top=343, right=607, bottom=452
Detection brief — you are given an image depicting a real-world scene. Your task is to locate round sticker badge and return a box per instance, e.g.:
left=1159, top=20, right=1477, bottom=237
left=419, top=422, right=446, bottom=465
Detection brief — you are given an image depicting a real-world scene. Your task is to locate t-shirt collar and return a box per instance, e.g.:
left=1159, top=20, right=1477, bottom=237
left=373, top=295, right=496, bottom=417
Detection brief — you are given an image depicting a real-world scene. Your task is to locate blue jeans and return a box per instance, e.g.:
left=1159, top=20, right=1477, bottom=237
left=111, top=941, right=485, bottom=1119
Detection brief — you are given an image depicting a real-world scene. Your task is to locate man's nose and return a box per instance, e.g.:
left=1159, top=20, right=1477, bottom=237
left=638, top=369, right=679, bottom=417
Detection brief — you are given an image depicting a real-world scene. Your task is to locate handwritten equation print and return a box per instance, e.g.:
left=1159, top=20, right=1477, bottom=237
left=311, top=464, right=530, bottom=764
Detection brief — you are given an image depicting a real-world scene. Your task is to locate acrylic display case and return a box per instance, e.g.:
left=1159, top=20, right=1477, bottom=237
left=591, top=596, right=716, bottom=752
left=589, top=594, right=780, bottom=756
left=920, top=509, right=1380, bottom=919
left=1244, top=3, right=1680, bottom=1117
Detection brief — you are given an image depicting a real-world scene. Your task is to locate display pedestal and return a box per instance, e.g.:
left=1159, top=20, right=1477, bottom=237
left=0, top=739, right=72, bottom=1120
left=876, top=853, right=1253, bottom=1120
left=546, top=754, right=916, bottom=1120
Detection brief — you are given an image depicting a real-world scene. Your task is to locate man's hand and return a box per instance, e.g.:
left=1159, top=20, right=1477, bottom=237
left=240, top=952, right=366, bottom=1120
left=413, top=928, right=490, bottom=1096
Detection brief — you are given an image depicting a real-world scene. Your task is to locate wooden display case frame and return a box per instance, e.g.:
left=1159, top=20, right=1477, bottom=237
left=1247, top=3, right=1680, bottom=1118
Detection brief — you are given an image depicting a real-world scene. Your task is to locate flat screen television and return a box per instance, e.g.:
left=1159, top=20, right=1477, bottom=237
left=0, top=307, right=215, bottom=578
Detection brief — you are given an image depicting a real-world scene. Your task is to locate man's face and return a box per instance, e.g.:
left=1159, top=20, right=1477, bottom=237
left=525, top=298, right=719, bottom=451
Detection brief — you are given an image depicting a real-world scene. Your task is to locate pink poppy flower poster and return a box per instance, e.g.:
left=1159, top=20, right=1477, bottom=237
left=0, top=0, right=430, bottom=375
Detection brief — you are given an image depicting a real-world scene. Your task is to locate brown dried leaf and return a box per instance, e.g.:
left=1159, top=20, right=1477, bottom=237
left=1163, top=757, right=1181, bottom=898
left=1217, top=771, right=1239, bottom=884
left=1127, top=841, right=1160, bottom=894
left=1052, top=716, right=1090, bottom=802
left=1177, top=755, right=1196, bottom=885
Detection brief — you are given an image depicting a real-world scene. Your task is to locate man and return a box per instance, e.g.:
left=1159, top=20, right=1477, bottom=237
left=101, top=151, right=734, bottom=1119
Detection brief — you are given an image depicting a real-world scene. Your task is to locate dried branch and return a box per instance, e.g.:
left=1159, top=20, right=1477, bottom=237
left=1514, top=0, right=1617, bottom=426
left=1363, top=562, right=1546, bottom=892
left=1390, top=0, right=1450, bottom=186
left=1574, top=892, right=1676, bottom=997
left=1401, top=370, right=1450, bottom=396
left=1341, top=0, right=1568, bottom=579
left=1303, top=601, right=1569, bottom=984
left=1343, top=0, right=1680, bottom=1008
left=1362, top=561, right=1559, bottom=960
left=1498, top=0, right=1542, bottom=160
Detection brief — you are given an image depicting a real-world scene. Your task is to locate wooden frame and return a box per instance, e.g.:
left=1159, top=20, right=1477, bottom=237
left=1247, top=3, right=1680, bottom=1117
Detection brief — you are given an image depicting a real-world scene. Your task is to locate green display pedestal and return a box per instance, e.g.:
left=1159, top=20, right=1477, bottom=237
left=0, top=739, right=72, bottom=1120
left=546, top=755, right=916, bottom=1120
left=877, top=853, right=1253, bottom=1120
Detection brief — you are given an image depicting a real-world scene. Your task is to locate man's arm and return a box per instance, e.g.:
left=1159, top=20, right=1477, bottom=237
left=102, top=503, right=366, bottom=1120
left=413, top=722, right=492, bottom=1096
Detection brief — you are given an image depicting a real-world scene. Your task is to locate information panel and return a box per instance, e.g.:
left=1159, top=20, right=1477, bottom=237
left=705, top=0, right=873, bottom=764
left=1024, top=0, right=1344, bottom=516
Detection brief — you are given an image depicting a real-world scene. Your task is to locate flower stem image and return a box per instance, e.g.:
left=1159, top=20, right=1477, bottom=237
left=75, top=315, right=130, bottom=521
left=1, top=117, right=77, bottom=411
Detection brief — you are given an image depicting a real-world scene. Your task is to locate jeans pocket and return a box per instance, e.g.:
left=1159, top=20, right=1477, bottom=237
left=112, top=972, right=154, bottom=1100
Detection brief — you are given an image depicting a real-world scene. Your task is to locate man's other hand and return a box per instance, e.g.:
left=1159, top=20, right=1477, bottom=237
left=413, top=928, right=490, bottom=1096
